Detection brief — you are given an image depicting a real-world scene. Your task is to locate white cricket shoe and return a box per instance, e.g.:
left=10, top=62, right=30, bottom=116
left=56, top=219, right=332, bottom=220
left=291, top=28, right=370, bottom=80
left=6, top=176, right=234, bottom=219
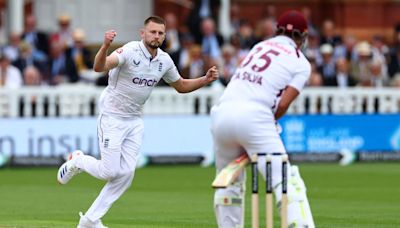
left=57, top=150, right=83, bottom=185
left=77, top=212, right=108, bottom=228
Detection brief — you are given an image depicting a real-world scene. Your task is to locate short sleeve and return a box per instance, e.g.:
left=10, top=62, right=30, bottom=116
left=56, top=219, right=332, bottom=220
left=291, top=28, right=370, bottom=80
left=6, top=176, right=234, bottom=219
left=161, top=55, right=181, bottom=83
left=112, top=47, right=128, bottom=67
left=288, top=60, right=311, bottom=92
left=163, top=66, right=181, bottom=84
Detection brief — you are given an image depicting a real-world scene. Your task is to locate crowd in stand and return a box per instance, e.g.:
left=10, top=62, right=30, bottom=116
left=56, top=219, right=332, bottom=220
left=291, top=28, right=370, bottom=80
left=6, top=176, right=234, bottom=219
left=1, top=3, right=400, bottom=90
left=0, top=14, right=102, bottom=89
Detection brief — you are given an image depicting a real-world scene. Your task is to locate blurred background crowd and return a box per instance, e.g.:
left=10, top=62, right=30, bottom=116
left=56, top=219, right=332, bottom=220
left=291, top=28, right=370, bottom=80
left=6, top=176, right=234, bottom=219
left=0, top=12, right=103, bottom=88
left=1, top=0, right=400, bottom=90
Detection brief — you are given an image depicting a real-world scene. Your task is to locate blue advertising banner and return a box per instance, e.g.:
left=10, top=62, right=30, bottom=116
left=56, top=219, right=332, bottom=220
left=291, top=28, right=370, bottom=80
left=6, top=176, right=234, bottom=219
left=1, top=114, right=399, bottom=160
left=0, top=117, right=99, bottom=157
left=280, top=114, right=400, bottom=152
left=0, top=116, right=213, bottom=162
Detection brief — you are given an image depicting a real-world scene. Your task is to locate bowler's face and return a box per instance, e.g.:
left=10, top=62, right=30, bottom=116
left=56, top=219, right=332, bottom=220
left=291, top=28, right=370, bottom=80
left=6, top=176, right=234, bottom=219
left=141, top=21, right=165, bottom=49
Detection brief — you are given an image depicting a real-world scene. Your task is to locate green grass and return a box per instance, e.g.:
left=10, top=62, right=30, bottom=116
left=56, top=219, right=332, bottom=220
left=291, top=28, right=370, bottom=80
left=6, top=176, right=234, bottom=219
left=0, top=163, right=400, bottom=227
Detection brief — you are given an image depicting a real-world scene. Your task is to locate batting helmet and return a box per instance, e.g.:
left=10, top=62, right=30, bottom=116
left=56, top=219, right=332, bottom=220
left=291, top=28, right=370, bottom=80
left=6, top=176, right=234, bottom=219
left=276, top=10, right=308, bottom=44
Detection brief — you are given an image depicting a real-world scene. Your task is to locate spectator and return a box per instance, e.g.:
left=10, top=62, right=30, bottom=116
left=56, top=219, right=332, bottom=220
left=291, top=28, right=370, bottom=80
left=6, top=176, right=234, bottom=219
left=265, top=5, right=277, bottom=23
left=320, top=19, right=342, bottom=47
left=306, top=54, right=323, bottom=87
left=186, top=0, right=221, bottom=44
left=0, top=54, right=23, bottom=89
left=334, top=34, right=358, bottom=62
left=328, top=58, right=358, bottom=87
left=23, top=66, right=42, bottom=86
left=301, top=6, right=317, bottom=36
left=200, top=17, right=223, bottom=64
left=305, top=54, right=323, bottom=114
left=390, top=73, right=400, bottom=87
left=163, top=13, right=181, bottom=65
left=68, top=29, right=92, bottom=70
left=217, top=44, right=237, bottom=87
left=366, top=59, right=387, bottom=87
left=2, top=32, right=21, bottom=62
left=235, top=20, right=256, bottom=50
left=304, top=30, right=322, bottom=66
left=254, top=17, right=276, bottom=43
left=308, top=71, right=323, bottom=87
left=12, top=42, right=47, bottom=77
left=388, top=24, right=400, bottom=77
left=47, top=41, right=79, bottom=85
left=21, top=15, right=49, bottom=60
left=177, top=33, right=195, bottom=71
left=351, top=41, right=373, bottom=85
left=230, top=34, right=243, bottom=63
left=395, top=23, right=400, bottom=46
left=371, top=35, right=389, bottom=79
left=388, top=45, right=400, bottom=77
left=65, top=29, right=99, bottom=83
left=230, top=2, right=241, bottom=35
left=20, top=66, right=44, bottom=117
left=50, top=14, right=74, bottom=48
left=181, top=44, right=206, bottom=79
left=318, top=44, right=336, bottom=84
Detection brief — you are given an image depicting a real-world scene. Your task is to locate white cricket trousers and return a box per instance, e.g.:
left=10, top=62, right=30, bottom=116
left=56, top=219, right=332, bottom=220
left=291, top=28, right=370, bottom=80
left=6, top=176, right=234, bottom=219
left=75, top=113, right=144, bottom=222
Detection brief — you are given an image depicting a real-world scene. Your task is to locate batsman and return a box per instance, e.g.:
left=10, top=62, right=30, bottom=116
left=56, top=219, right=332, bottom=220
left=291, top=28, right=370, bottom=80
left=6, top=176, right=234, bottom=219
left=210, top=10, right=315, bottom=228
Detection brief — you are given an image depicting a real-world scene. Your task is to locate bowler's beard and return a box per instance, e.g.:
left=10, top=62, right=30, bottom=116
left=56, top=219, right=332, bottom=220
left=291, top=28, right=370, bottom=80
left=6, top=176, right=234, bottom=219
left=146, top=40, right=161, bottom=49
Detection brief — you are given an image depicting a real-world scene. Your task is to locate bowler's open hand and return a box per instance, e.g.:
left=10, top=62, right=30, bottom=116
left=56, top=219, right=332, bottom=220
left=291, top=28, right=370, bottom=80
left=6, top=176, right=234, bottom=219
left=205, top=66, right=219, bottom=83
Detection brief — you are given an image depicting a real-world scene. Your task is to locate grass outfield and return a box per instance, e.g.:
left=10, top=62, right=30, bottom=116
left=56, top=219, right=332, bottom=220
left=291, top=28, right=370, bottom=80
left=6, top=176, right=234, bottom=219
left=0, top=163, right=400, bottom=227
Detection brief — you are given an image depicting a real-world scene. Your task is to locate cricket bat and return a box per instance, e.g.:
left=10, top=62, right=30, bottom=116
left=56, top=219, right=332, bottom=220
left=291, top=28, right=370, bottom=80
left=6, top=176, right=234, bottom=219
left=212, top=154, right=250, bottom=188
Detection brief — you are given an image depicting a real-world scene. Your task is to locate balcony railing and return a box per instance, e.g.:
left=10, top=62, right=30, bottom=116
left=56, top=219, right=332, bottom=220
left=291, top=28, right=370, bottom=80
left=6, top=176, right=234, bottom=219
left=1, top=85, right=399, bottom=117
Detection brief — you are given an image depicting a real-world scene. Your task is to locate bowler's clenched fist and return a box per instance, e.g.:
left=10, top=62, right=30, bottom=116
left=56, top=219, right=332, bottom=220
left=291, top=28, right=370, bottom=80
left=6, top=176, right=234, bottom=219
left=205, top=66, right=219, bottom=83
left=104, top=30, right=117, bottom=47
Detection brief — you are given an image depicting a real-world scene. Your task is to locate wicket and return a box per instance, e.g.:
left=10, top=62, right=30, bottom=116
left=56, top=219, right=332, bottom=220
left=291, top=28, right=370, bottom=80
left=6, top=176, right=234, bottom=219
left=251, top=153, right=288, bottom=228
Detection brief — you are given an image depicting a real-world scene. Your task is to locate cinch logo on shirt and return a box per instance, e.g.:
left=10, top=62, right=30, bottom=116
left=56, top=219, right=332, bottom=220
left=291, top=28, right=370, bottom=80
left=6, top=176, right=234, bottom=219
left=132, top=77, right=158, bottom=87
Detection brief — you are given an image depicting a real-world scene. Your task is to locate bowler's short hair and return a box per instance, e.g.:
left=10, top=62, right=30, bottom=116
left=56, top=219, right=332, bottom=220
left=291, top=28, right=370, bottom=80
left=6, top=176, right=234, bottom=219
left=144, top=16, right=166, bottom=26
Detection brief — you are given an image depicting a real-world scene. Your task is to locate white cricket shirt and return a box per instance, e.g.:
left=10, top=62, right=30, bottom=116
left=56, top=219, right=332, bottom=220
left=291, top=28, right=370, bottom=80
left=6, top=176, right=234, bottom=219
left=99, top=41, right=180, bottom=118
left=219, top=35, right=311, bottom=110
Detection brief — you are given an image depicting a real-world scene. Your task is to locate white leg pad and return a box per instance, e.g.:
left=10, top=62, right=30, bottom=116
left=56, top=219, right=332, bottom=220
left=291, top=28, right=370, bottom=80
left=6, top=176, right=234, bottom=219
left=274, top=165, right=315, bottom=228
left=214, top=182, right=245, bottom=228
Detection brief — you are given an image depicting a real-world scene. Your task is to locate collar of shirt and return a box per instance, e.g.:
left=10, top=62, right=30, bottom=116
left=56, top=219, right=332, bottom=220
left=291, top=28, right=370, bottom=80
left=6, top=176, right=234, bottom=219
left=275, top=35, right=297, bottom=48
left=52, top=55, right=65, bottom=76
left=25, top=32, right=37, bottom=44
left=337, top=73, right=348, bottom=87
left=139, top=40, right=160, bottom=62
